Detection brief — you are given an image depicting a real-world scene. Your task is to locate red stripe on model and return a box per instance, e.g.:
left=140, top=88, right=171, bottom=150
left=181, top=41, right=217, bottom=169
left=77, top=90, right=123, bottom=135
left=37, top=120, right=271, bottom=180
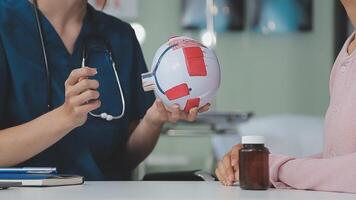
left=183, top=47, right=207, bottom=76
left=184, top=98, right=200, bottom=112
left=165, top=83, right=190, bottom=100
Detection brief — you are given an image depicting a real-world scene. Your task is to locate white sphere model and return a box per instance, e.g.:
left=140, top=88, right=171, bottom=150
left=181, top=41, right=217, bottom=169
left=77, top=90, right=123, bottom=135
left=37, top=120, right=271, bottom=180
left=142, top=36, right=221, bottom=112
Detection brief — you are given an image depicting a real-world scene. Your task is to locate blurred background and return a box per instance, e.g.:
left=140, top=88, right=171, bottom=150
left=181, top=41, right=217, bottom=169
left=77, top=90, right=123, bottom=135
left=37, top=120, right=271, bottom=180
left=90, top=0, right=352, bottom=179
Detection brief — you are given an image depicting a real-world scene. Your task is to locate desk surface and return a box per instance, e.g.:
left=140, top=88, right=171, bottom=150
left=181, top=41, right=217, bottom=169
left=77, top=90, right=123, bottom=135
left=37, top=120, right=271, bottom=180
left=0, top=181, right=354, bottom=200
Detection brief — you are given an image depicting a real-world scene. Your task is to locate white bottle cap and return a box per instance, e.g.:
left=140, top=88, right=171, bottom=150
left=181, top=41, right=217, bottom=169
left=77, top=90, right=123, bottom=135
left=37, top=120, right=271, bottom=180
left=241, top=136, right=265, bottom=144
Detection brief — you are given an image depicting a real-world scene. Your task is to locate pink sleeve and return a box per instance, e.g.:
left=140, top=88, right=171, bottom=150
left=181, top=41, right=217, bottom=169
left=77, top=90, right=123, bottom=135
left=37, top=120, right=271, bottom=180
left=306, top=153, right=322, bottom=159
left=269, top=153, right=356, bottom=193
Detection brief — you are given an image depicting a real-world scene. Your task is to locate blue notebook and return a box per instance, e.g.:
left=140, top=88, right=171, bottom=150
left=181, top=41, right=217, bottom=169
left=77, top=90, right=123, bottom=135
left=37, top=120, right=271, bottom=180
left=0, top=168, right=57, bottom=174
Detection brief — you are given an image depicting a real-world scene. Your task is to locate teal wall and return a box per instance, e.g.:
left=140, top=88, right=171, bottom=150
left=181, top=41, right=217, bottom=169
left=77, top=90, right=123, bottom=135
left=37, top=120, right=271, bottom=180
left=136, top=0, right=335, bottom=116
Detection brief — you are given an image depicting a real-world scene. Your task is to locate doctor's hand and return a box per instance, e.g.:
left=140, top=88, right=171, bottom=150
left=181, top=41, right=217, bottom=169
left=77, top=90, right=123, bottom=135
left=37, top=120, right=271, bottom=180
left=59, top=67, right=101, bottom=128
left=215, top=144, right=243, bottom=186
left=144, top=99, right=211, bottom=128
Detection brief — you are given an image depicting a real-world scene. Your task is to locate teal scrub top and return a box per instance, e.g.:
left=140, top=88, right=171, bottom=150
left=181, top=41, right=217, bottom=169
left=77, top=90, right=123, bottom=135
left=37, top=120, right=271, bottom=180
left=0, top=0, right=155, bottom=180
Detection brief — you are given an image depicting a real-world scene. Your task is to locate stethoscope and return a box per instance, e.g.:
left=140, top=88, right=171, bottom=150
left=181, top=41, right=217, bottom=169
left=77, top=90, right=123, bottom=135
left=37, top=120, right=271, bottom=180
left=32, top=0, right=125, bottom=121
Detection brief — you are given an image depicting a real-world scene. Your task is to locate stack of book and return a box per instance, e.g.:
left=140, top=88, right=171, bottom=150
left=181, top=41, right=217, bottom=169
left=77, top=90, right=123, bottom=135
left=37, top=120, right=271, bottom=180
left=0, top=168, right=84, bottom=187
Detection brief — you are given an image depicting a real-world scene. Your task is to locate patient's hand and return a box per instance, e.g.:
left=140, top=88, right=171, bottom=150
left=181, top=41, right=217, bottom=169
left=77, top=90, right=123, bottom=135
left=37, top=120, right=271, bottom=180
left=215, top=144, right=243, bottom=186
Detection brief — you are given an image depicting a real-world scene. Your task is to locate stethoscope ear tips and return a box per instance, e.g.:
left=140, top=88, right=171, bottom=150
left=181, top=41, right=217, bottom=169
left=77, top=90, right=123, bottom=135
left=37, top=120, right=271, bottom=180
left=100, top=113, right=113, bottom=121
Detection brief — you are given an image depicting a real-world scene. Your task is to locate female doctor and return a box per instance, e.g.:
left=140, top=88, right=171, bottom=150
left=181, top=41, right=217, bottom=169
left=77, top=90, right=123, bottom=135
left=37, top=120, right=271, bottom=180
left=0, top=0, right=209, bottom=180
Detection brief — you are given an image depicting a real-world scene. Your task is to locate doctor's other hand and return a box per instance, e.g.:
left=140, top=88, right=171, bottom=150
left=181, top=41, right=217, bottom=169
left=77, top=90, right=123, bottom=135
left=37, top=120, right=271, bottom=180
left=59, top=67, right=101, bottom=128
left=215, top=144, right=243, bottom=186
left=144, top=99, right=211, bottom=128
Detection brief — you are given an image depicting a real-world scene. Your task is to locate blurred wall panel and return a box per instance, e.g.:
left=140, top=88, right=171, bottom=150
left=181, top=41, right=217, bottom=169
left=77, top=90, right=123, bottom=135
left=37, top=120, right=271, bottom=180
left=138, top=0, right=334, bottom=116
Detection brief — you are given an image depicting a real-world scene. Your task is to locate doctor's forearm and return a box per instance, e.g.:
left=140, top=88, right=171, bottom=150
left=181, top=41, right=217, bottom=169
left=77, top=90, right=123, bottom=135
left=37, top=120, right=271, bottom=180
left=125, top=117, right=163, bottom=169
left=0, top=107, right=75, bottom=167
left=0, top=67, right=100, bottom=166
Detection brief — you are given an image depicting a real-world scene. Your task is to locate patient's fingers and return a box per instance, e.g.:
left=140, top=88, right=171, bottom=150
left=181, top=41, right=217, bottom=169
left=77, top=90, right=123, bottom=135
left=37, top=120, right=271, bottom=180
left=234, top=169, right=239, bottom=182
left=230, top=144, right=243, bottom=167
left=222, top=155, right=235, bottom=185
left=217, top=161, right=228, bottom=185
left=215, top=168, right=222, bottom=184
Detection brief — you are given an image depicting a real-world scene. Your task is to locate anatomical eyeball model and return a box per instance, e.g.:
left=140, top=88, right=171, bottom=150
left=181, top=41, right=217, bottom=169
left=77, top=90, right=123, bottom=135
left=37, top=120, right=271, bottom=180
left=142, top=36, right=221, bottom=112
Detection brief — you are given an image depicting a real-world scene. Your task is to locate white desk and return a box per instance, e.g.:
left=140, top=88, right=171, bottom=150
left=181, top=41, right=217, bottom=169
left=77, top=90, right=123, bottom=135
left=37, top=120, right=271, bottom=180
left=0, top=181, right=354, bottom=200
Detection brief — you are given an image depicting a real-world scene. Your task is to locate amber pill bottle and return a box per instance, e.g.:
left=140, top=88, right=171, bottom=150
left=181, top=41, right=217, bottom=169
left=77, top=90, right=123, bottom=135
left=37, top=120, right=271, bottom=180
left=239, top=136, right=270, bottom=190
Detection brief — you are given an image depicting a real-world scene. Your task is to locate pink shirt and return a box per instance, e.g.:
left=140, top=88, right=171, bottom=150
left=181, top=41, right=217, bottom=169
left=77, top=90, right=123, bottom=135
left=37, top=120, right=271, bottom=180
left=270, top=33, right=356, bottom=193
